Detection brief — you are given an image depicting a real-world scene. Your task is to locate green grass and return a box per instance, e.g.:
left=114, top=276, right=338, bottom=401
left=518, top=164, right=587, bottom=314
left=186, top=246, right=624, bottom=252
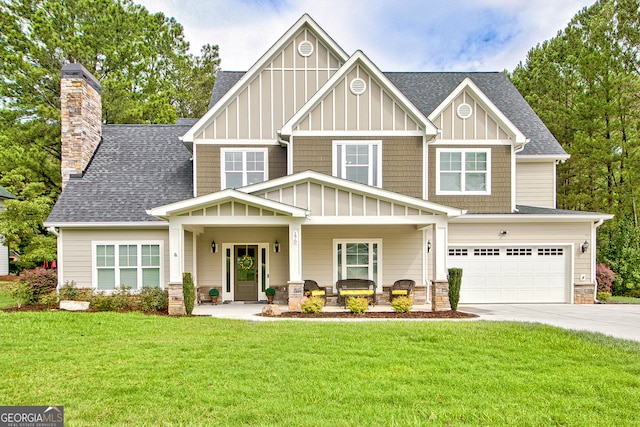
left=1, top=313, right=639, bottom=426
left=0, top=280, right=16, bottom=308
left=608, top=295, right=640, bottom=304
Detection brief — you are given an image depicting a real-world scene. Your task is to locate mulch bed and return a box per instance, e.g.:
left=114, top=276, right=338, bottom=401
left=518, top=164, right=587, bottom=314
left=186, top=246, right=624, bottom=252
left=265, top=310, right=477, bottom=319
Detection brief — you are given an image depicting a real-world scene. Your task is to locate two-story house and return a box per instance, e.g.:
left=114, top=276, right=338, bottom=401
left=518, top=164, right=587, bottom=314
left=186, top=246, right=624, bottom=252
left=45, top=14, right=611, bottom=312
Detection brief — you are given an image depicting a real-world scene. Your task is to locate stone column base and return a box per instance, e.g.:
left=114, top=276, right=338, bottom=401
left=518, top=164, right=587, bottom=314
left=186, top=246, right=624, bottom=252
left=288, top=281, right=304, bottom=312
left=413, top=285, right=427, bottom=304
left=168, top=282, right=185, bottom=315
left=574, top=283, right=595, bottom=304
left=431, top=279, right=451, bottom=311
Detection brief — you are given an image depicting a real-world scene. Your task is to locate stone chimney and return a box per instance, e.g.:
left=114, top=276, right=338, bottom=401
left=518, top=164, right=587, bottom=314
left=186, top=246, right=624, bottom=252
left=60, top=63, right=102, bottom=189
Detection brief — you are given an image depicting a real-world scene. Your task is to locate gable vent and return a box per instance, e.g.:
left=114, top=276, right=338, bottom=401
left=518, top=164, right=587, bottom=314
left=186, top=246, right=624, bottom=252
left=456, top=103, right=472, bottom=119
left=298, top=41, right=314, bottom=57
left=350, top=78, right=366, bottom=95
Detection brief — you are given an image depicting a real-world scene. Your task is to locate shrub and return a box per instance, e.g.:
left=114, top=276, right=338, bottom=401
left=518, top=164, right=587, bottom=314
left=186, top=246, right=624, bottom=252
left=10, top=281, right=33, bottom=308
left=346, top=296, right=368, bottom=314
left=391, top=296, right=413, bottom=313
left=596, top=264, right=616, bottom=293
left=183, top=272, right=195, bottom=315
left=265, top=287, right=276, bottom=297
left=208, top=288, right=219, bottom=297
left=301, top=296, right=324, bottom=313
left=110, top=288, right=135, bottom=311
left=448, top=268, right=463, bottom=311
left=17, top=267, right=57, bottom=304
left=90, top=293, right=114, bottom=311
left=627, top=289, right=640, bottom=298
left=59, top=283, right=93, bottom=301
left=597, top=292, right=611, bottom=302
left=138, top=287, right=169, bottom=312
left=39, top=291, right=60, bottom=309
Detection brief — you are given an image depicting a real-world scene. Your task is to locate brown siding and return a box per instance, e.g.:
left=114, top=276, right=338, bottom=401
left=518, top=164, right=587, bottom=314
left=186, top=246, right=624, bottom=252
left=292, top=136, right=423, bottom=198
left=428, top=145, right=512, bottom=212
left=195, top=144, right=287, bottom=197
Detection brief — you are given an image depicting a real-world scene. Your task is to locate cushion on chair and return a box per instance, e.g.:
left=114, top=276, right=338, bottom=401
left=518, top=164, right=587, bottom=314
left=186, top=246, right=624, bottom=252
left=391, top=290, right=409, bottom=295
left=339, top=289, right=374, bottom=295
left=311, top=290, right=325, bottom=296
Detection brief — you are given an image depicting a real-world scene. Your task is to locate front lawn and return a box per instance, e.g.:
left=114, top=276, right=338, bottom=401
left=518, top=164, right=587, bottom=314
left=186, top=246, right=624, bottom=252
left=0, top=281, right=16, bottom=309
left=1, top=313, right=638, bottom=426
left=607, top=296, right=640, bottom=304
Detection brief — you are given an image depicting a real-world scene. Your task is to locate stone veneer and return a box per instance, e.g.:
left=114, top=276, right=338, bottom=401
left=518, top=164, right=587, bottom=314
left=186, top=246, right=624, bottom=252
left=574, top=283, right=595, bottom=304
left=168, top=282, right=186, bottom=315
left=431, top=279, right=451, bottom=311
left=60, top=63, right=102, bottom=189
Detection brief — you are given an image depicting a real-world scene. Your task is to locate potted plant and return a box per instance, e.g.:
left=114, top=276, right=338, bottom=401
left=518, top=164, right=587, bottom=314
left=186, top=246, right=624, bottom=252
left=208, top=288, right=220, bottom=305
left=265, top=287, right=276, bottom=304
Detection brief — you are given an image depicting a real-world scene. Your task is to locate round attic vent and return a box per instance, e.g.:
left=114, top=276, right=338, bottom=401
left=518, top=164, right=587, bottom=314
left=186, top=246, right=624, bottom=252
left=350, top=78, right=366, bottom=95
left=298, top=41, right=314, bottom=57
left=457, top=103, right=473, bottom=119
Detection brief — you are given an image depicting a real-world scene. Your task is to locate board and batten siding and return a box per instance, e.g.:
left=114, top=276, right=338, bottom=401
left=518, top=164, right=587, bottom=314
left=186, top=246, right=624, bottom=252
left=196, top=226, right=290, bottom=290
left=516, top=162, right=555, bottom=208
left=292, top=136, right=424, bottom=199
left=195, top=144, right=287, bottom=196
left=433, top=90, right=513, bottom=141
left=294, top=65, right=422, bottom=132
left=195, top=28, right=343, bottom=141
left=448, top=222, right=593, bottom=283
left=59, top=228, right=170, bottom=288
left=428, top=144, right=512, bottom=213
left=301, top=225, right=424, bottom=290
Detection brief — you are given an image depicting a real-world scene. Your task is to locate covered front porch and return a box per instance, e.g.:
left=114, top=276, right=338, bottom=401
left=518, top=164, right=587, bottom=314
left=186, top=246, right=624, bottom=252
left=148, top=171, right=463, bottom=313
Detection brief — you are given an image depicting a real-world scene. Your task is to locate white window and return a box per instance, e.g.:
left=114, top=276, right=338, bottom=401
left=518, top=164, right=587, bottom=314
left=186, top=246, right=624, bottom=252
left=221, top=148, right=268, bottom=189
left=436, top=149, right=491, bottom=195
left=333, top=141, right=381, bottom=187
left=94, top=243, right=162, bottom=290
left=334, top=240, right=381, bottom=285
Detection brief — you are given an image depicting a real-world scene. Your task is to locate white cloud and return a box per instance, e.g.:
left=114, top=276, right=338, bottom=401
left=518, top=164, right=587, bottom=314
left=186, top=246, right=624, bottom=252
left=136, top=0, right=594, bottom=71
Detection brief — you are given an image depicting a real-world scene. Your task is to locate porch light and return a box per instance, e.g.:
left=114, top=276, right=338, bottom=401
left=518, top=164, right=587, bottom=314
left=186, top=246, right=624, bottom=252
left=274, top=240, right=280, bottom=253
left=211, top=240, right=217, bottom=253
left=581, top=240, right=589, bottom=253
left=427, top=240, right=431, bottom=253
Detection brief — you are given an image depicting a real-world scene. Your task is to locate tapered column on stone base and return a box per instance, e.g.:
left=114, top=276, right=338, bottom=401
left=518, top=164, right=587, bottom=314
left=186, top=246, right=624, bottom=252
left=431, top=279, right=451, bottom=311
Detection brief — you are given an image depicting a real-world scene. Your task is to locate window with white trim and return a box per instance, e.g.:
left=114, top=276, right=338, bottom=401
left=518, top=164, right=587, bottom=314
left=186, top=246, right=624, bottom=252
left=94, top=243, right=162, bottom=290
left=221, top=148, right=268, bottom=189
left=335, top=240, right=380, bottom=284
left=333, top=141, right=381, bottom=187
left=436, top=148, right=490, bottom=194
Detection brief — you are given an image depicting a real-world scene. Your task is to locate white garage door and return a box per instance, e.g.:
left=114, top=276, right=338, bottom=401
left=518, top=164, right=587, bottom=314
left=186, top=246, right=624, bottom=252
left=447, top=246, right=570, bottom=303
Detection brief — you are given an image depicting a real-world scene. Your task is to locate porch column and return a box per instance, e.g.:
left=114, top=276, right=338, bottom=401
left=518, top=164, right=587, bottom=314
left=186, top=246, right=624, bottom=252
left=287, top=221, right=304, bottom=311
left=432, top=217, right=448, bottom=281
left=168, top=221, right=184, bottom=283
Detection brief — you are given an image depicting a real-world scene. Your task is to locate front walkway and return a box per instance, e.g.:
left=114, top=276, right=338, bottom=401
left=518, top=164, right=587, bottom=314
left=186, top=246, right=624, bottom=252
left=194, top=302, right=640, bottom=342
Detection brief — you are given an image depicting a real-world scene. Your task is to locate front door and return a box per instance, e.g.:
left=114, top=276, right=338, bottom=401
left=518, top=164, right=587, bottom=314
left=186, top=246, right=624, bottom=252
left=234, top=245, right=258, bottom=301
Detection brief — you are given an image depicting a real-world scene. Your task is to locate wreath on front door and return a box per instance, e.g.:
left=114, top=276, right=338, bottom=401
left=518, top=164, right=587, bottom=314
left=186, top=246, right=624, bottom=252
left=239, top=254, right=254, bottom=270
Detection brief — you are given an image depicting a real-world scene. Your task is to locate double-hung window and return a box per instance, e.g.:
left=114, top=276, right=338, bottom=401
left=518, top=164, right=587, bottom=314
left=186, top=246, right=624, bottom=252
left=94, top=243, right=162, bottom=290
left=335, top=240, right=381, bottom=285
left=333, top=141, right=381, bottom=187
left=221, top=148, right=268, bottom=189
left=436, top=148, right=490, bottom=194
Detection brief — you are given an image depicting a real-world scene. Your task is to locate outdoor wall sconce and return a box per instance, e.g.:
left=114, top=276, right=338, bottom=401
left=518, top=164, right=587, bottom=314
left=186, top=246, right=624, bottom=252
left=274, top=240, right=280, bottom=253
left=427, top=240, right=431, bottom=253
left=581, top=240, right=589, bottom=253
left=211, top=240, right=217, bottom=253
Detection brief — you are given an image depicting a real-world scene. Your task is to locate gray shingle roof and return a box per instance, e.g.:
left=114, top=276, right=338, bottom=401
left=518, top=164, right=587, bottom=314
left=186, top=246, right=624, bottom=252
left=46, top=124, right=193, bottom=223
left=209, top=70, right=566, bottom=156
left=0, top=185, right=15, bottom=199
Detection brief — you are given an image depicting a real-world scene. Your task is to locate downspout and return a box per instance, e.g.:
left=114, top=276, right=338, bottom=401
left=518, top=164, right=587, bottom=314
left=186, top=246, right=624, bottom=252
left=46, top=226, right=59, bottom=237
left=277, top=130, right=292, bottom=175
left=592, top=218, right=605, bottom=303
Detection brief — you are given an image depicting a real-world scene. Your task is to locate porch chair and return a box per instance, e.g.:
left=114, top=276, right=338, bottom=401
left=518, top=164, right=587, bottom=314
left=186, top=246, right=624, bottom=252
left=303, top=280, right=326, bottom=300
left=389, top=279, right=415, bottom=302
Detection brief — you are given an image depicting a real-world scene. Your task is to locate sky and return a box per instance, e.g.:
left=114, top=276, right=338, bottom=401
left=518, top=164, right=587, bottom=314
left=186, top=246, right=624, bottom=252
left=135, top=0, right=595, bottom=72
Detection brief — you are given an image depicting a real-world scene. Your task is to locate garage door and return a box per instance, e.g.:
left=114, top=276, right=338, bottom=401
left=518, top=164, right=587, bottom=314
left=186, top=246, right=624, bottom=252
left=447, top=246, right=570, bottom=303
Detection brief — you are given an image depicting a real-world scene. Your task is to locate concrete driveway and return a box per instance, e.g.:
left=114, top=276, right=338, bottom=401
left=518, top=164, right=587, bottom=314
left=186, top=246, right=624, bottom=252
left=460, top=303, right=640, bottom=342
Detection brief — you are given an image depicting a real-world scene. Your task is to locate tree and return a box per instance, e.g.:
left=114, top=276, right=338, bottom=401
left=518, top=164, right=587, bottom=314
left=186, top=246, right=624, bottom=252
left=510, top=0, right=640, bottom=292
left=0, top=0, right=219, bottom=266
